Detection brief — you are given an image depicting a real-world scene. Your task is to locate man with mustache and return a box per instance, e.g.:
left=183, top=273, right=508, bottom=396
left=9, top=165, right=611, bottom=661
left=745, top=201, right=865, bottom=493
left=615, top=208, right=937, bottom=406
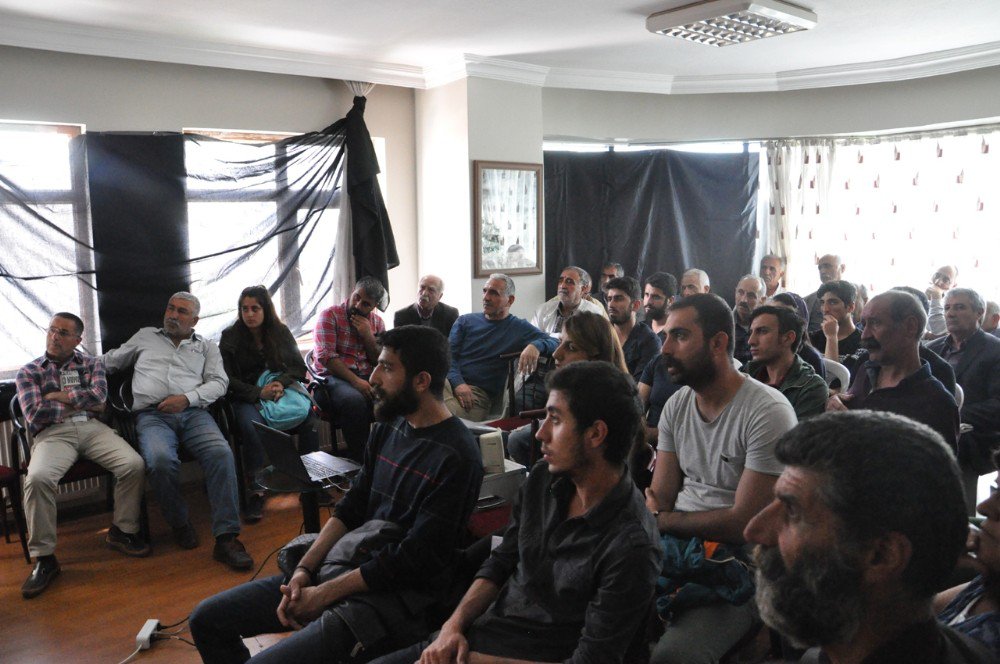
left=733, top=274, right=766, bottom=367
left=530, top=266, right=606, bottom=335
left=744, top=411, right=991, bottom=663
left=804, top=253, right=847, bottom=335
left=393, top=274, right=458, bottom=338
left=679, top=268, right=712, bottom=298
left=827, top=290, right=959, bottom=452
left=645, top=293, right=797, bottom=664
left=191, top=325, right=484, bottom=663
left=641, top=271, right=679, bottom=341
left=606, top=275, right=661, bottom=381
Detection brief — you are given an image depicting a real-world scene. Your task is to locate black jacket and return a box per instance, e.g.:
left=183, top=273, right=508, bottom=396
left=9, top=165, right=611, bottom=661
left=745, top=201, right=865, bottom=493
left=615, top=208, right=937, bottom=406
left=393, top=302, right=459, bottom=338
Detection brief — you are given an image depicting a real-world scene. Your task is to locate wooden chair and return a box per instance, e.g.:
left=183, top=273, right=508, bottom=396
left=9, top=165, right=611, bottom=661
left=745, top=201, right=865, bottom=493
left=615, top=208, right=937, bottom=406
left=0, top=460, right=29, bottom=563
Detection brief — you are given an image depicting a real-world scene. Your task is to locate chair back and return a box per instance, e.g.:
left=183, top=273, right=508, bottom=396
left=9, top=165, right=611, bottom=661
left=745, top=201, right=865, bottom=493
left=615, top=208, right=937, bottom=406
left=954, top=382, right=965, bottom=410
left=822, top=359, right=850, bottom=388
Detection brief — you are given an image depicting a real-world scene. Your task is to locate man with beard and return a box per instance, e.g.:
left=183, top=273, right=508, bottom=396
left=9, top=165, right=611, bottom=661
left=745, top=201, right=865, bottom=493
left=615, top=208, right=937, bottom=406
left=393, top=275, right=459, bottom=338
left=734, top=274, right=766, bottom=366
left=645, top=293, right=797, bottom=664
left=641, top=272, right=679, bottom=341
left=606, top=276, right=661, bottom=381
left=531, top=266, right=606, bottom=335
left=190, top=326, right=484, bottom=663
left=744, top=411, right=991, bottom=663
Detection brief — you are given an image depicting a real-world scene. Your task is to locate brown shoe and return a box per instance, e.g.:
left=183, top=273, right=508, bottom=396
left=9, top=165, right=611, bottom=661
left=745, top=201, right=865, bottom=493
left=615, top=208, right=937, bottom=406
left=213, top=536, right=253, bottom=571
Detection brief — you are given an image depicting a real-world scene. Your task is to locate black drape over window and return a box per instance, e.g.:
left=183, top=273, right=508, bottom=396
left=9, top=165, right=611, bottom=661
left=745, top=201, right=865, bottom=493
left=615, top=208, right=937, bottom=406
left=544, top=150, right=758, bottom=304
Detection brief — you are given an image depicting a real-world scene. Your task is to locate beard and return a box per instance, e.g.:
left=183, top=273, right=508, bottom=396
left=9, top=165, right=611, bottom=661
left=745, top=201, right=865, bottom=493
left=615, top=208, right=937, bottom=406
left=662, top=347, right=717, bottom=389
left=608, top=308, right=631, bottom=325
left=753, top=544, right=865, bottom=650
left=372, top=382, right=420, bottom=421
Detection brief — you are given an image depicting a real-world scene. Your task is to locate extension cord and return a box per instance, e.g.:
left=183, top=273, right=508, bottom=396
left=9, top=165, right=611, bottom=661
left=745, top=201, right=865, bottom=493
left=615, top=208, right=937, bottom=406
left=136, top=619, right=160, bottom=650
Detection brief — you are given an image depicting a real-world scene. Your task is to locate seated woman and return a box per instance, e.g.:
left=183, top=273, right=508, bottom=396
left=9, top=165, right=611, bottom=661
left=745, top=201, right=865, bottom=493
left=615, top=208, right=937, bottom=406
left=219, top=285, right=319, bottom=522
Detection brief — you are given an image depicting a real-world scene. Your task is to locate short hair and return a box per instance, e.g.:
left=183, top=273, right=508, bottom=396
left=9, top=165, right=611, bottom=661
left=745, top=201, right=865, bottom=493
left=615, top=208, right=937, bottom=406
left=605, top=276, right=641, bottom=302
left=563, top=266, right=591, bottom=290
left=891, top=286, right=930, bottom=314
left=488, top=273, right=516, bottom=297
left=737, top=274, right=766, bottom=295
left=379, top=325, right=451, bottom=399
left=874, top=291, right=927, bottom=341
left=546, top=361, right=641, bottom=466
left=945, top=287, right=986, bottom=315
left=775, top=411, right=967, bottom=598
left=355, top=276, right=387, bottom=309
left=986, top=300, right=1000, bottom=318
left=170, top=291, right=201, bottom=316
left=668, top=293, right=735, bottom=356
left=770, top=291, right=811, bottom=324
left=750, top=305, right=804, bottom=351
left=644, top=272, right=678, bottom=299
left=816, top=280, right=857, bottom=307
left=52, top=312, right=84, bottom=336
left=760, top=254, right=785, bottom=268
left=682, top=268, right=711, bottom=287
left=603, top=262, right=625, bottom=278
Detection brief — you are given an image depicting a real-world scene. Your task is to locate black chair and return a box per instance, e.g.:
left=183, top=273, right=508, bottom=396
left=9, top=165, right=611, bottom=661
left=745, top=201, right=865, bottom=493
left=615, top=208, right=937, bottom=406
left=1, top=460, right=29, bottom=564
left=303, top=349, right=344, bottom=454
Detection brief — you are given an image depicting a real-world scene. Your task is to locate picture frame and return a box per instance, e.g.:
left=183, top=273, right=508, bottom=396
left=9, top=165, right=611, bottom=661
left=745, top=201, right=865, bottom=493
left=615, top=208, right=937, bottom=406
left=472, top=160, right=543, bottom=278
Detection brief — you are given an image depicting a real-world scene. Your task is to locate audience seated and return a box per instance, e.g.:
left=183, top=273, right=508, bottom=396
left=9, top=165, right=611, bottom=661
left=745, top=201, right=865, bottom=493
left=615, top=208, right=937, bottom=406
left=606, top=276, right=661, bottom=381
left=759, top=254, right=785, bottom=298
left=645, top=293, right=797, bottom=664
left=983, top=300, right=1000, bottom=337
left=745, top=410, right=991, bottom=663
left=15, top=312, right=148, bottom=599
left=768, top=292, right=826, bottom=379
left=393, top=274, right=459, bottom=338
left=595, top=261, right=625, bottom=306
left=531, top=265, right=607, bottom=335
left=679, top=268, right=711, bottom=297
left=104, top=292, right=251, bottom=570
left=642, top=271, right=679, bottom=340
left=191, top=326, right=484, bottom=663
left=372, top=362, right=663, bottom=664
left=219, top=285, right=319, bottom=523
left=927, top=265, right=960, bottom=337
left=733, top=274, right=766, bottom=366
left=804, top=253, right=847, bottom=334
left=809, top=279, right=862, bottom=371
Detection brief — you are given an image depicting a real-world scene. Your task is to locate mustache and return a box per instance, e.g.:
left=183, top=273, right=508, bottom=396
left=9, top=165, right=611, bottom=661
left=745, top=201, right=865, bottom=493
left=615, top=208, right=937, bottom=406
left=860, top=338, right=880, bottom=350
left=662, top=356, right=681, bottom=370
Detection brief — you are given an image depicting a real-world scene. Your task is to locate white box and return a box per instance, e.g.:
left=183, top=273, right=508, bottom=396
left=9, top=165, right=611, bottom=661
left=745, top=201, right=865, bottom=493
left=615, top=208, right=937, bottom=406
left=479, top=458, right=527, bottom=504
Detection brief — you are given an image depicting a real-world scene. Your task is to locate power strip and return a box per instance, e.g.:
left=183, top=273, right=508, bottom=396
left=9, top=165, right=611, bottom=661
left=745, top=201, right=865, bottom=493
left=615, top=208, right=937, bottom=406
left=136, top=619, right=160, bottom=650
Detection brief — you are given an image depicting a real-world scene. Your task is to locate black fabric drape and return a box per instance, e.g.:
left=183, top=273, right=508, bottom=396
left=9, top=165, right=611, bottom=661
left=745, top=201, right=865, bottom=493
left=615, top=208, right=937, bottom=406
left=544, top=150, right=758, bottom=305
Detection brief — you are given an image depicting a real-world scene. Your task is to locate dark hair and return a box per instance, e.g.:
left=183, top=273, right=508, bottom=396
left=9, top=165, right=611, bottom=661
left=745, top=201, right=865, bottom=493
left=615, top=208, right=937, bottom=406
left=644, top=272, right=678, bottom=299
left=564, top=266, right=592, bottom=290
left=775, top=411, right=967, bottom=598
left=891, top=286, right=930, bottom=314
left=876, top=290, right=928, bottom=340
left=668, top=293, right=735, bottom=356
left=817, top=279, right=857, bottom=307
left=356, top=276, right=388, bottom=310
left=605, top=276, right=641, bottom=302
left=750, top=305, right=804, bottom=351
left=546, top=361, right=641, bottom=466
left=562, top=312, right=630, bottom=374
left=53, top=312, right=84, bottom=336
left=232, top=286, right=285, bottom=369
left=379, top=325, right=450, bottom=399
left=770, top=291, right=810, bottom=323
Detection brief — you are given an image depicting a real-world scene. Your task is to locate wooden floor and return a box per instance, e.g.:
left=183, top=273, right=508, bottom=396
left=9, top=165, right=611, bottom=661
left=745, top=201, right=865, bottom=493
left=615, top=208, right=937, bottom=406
left=0, top=486, right=330, bottom=663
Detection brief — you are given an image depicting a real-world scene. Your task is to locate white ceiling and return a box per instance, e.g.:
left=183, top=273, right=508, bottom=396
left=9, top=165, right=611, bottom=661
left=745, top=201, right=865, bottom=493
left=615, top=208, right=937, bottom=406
left=1, top=0, right=999, bottom=93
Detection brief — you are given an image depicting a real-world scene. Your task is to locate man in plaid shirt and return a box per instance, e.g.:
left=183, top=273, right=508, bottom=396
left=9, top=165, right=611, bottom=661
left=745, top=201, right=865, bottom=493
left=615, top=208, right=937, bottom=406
left=15, top=312, right=148, bottom=599
left=311, top=276, right=386, bottom=460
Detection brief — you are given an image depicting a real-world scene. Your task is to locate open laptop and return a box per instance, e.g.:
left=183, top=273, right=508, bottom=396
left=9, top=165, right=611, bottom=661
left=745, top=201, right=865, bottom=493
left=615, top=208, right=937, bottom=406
left=254, top=421, right=360, bottom=487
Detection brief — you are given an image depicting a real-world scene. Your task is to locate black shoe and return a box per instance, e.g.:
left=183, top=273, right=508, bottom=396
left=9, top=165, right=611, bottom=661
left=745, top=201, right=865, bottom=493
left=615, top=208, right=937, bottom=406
left=172, top=522, right=200, bottom=550
left=107, top=525, right=151, bottom=557
left=22, top=555, right=60, bottom=599
left=243, top=492, right=266, bottom=524
left=213, top=536, right=253, bottom=571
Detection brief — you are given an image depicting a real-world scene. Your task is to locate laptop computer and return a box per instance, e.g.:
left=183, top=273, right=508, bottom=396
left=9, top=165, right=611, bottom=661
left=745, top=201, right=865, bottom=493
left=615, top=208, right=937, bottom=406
left=253, top=421, right=360, bottom=487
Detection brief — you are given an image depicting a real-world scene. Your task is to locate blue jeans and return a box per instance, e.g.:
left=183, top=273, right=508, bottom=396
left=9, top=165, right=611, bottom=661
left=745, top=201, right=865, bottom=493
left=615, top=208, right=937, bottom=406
left=135, top=408, right=241, bottom=538
left=232, top=402, right=320, bottom=486
left=316, top=375, right=372, bottom=461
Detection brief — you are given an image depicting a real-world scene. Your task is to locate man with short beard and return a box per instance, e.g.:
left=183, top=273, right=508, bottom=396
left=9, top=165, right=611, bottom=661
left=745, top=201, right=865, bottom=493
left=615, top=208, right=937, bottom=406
left=606, top=275, right=661, bottom=381
left=745, top=411, right=991, bottom=663
left=531, top=266, right=607, bottom=334
left=645, top=293, right=797, bottom=664
left=641, top=272, right=678, bottom=341
left=191, top=326, right=484, bottom=663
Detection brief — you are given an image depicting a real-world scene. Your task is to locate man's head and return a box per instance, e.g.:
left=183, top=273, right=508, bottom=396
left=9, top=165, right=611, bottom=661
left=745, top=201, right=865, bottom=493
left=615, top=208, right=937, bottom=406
left=860, top=291, right=926, bottom=365
left=643, top=272, right=678, bottom=323
left=557, top=267, right=588, bottom=309
left=351, top=277, right=386, bottom=316
left=537, top=361, right=641, bottom=477
left=944, top=287, right=985, bottom=341
left=370, top=326, right=451, bottom=420
left=759, top=255, right=785, bottom=295
left=983, top=300, right=1000, bottom=333
left=679, top=268, right=711, bottom=297
left=891, top=286, right=930, bottom=315
left=817, top=280, right=856, bottom=326
left=744, top=411, right=967, bottom=650
left=416, top=275, right=444, bottom=311
left=734, top=274, right=765, bottom=324
left=600, top=262, right=624, bottom=292
left=932, top=265, right=958, bottom=292
left=604, top=276, right=641, bottom=326
left=482, top=273, right=515, bottom=320
left=163, top=292, right=200, bottom=341
left=817, top=254, right=845, bottom=284
left=662, top=294, right=735, bottom=390
left=749, top=305, right=802, bottom=365
left=46, top=313, right=83, bottom=362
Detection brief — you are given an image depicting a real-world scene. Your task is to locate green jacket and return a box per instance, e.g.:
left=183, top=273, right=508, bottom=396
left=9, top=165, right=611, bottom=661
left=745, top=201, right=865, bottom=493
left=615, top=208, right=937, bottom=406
left=745, top=354, right=828, bottom=420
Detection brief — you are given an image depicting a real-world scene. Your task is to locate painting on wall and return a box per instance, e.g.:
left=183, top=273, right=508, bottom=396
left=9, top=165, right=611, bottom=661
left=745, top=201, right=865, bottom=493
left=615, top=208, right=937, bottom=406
left=473, top=160, right=543, bottom=277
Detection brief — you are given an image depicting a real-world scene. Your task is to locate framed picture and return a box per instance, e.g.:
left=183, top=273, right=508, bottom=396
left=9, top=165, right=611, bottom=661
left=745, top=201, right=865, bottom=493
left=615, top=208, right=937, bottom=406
left=473, top=160, right=543, bottom=278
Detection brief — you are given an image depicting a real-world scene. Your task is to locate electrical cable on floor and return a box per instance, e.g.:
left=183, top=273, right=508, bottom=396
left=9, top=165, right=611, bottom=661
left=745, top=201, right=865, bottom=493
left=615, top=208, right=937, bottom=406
left=158, top=616, right=189, bottom=629
left=116, top=644, right=143, bottom=664
left=161, top=635, right=197, bottom=647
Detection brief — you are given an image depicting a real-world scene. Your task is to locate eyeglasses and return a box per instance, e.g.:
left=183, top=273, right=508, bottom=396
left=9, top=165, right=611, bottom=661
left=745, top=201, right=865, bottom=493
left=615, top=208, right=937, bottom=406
left=48, top=327, right=79, bottom=339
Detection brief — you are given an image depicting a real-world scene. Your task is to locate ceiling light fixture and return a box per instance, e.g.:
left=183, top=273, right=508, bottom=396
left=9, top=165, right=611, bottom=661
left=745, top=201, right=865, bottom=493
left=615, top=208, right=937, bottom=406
left=646, top=0, right=817, bottom=47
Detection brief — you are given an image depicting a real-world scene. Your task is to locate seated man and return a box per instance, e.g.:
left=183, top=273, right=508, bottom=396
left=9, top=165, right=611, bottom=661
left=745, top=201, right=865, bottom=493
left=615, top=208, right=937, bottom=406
left=646, top=294, right=797, bottom=664
left=745, top=411, right=991, bottom=663
left=745, top=305, right=827, bottom=419
left=984, top=300, right=1000, bottom=337
left=809, top=278, right=862, bottom=368
left=595, top=261, right=625, bottom=306
left=804, top=253, right=847, bottom=334
left=446, top=273, right=558, bottom=421
left=679, top=268, right=711, bottom=298
left=191, top=326, right=485, bottom=663
left=311, top=276, right=386, bottom=460
left=733, top=274, right=766, bottom=366
left=606, top=275, right=661, bottom=381
left=759, top=254, right=785, bottom=298
left=373, top=361, right=663, bottom=664
left=926, top=264, right=960, bottom=336
left=15, top=312, right=148, bottom=599
left=531, top=265, right=607, bottom=334
left=641, top=271, right=679, bottom=340
left=393, top=274, right=458, bottom=338
left=104, top=292, right=251, bottom=570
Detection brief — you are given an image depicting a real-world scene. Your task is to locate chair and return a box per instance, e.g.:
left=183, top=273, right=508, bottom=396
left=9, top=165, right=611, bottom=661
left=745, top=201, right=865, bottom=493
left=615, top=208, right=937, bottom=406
left=1, top=461, right=29, bottom=563
left=303, top=348, right=344, bottom=453
left=822, top=358, right=850, bottom=389
left=954, top=382, right=965, bottom=410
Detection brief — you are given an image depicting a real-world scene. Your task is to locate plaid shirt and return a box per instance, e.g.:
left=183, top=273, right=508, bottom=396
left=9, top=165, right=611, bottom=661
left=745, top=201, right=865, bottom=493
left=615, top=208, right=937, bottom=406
left=312, top=302, right=385, bottom=379
left=15, top=350, right=108, bottom=435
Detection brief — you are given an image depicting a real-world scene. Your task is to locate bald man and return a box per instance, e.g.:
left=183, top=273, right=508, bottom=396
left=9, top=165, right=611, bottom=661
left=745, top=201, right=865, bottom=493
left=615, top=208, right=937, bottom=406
left=394, top=275, right=459, bottom=337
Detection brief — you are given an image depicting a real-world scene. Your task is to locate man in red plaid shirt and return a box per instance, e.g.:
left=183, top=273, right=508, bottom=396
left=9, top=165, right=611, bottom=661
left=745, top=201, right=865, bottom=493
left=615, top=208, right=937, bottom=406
left=311, top=277, right=386, bottom=460
left=15, top=312, right=148, bottom=599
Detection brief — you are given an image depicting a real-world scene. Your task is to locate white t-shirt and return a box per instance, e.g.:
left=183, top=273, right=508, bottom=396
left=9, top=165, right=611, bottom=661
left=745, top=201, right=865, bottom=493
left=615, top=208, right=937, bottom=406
left=658, top=376, right=796, bottom=513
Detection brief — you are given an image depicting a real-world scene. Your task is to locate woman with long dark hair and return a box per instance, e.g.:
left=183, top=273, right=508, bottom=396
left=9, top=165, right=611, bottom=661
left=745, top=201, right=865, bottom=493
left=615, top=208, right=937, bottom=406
left=219, top=285, right=318, bottom=522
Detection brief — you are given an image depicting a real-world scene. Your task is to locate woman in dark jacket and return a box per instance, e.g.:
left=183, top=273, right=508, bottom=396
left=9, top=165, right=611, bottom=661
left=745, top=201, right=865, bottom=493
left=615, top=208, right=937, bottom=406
left=220, top=285, right=318, bottom=522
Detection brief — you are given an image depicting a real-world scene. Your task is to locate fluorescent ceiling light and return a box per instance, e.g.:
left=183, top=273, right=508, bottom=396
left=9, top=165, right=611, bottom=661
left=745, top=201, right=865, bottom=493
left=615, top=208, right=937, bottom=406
left=647, top=0, right=817, bottom=47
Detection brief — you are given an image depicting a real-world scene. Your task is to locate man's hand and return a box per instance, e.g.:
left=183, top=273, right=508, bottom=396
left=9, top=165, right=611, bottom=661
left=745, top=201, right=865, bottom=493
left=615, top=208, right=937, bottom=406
left=453, top=383, right=475, bottom=412
left=925, top=284, right=944, bottom=301
left=821, top=314, right=839, bottom=339
left=518, top=345, right=540, bottom=375
left=419, top=625, right=471, bottom=664
left=43, top=391, right=72, bottom=404
left=644, top=488, right=662, bottom=515
left=826, top=392, right=852, bottom=412
left=156, top=394, right=190, bottom=413
left=349, top=313, right=375, bottom=341
left=276, top=569, right=314, bottom=630
left=351, top=377, right=375, bottom=401
left=260, top=381, right=284, bottom=401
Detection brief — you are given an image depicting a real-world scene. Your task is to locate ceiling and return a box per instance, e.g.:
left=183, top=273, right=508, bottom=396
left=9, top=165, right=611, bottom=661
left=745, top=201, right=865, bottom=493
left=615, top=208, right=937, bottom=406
left=1, top=0, right=999, bottom=94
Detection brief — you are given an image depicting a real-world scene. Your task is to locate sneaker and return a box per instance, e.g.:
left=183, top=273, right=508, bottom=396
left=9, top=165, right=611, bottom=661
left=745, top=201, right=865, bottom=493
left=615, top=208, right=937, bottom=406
left=213, top=535, right=253, bottom=571
left=243, top=492, right=266, bottom=524
left=22, top=555, right=61, bottom=599
left=172, top=522, right=200, bottom=550
left=107, top=525, right=151, bottom=557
